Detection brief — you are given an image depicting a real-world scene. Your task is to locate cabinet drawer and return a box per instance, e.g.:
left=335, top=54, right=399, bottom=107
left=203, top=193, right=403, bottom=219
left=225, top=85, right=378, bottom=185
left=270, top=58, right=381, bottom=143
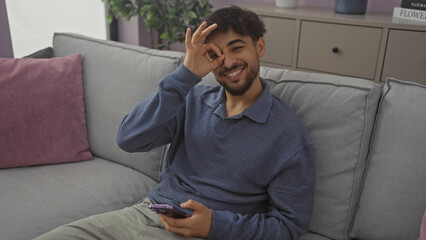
left=382, top=30, right=426, bottom=85
left=297, top=21, right=382, bottom=79
left=261, top=16, right=296, bottom=67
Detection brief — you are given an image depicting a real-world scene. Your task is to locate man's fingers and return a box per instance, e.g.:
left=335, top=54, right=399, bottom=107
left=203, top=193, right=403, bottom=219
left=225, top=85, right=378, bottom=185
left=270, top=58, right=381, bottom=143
left=181, top=199, right=204, bottom=211
left=185, top=28, right=191, bottom=48
left=198, top=23, right=218, bottom=43
left=191, top=21, right=207, bottom=45
left=212, top=54, right=225, bottom=67
left=159, top=214, right=188, bottom=229
left=159, top=215, right=181, bottom=235
left=160, top=217, right=192, bottom=238
left=204, top=44, right=224, bottom=70
left=204, top=43, right=222, bottom=60
left=191, top=22, right=218, bottom=45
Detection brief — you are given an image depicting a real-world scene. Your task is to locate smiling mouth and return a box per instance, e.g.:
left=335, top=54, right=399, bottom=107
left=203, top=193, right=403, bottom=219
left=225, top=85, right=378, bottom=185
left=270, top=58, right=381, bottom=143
left=224, top=66, right=244, bottom=81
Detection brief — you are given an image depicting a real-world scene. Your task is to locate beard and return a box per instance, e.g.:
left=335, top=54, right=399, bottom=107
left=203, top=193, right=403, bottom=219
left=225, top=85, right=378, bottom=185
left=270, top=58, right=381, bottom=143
left=217, top=58, right=260, bottom=96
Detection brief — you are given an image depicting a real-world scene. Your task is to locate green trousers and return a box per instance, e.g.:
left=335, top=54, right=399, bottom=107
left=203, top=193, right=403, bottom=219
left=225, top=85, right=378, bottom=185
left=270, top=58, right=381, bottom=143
left=35, top=198, right=203, bottom=240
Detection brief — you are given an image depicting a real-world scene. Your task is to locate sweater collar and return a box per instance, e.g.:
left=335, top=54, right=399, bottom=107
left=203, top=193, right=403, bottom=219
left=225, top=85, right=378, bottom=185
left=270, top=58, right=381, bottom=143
left=202, top=78, right=272, bottom=124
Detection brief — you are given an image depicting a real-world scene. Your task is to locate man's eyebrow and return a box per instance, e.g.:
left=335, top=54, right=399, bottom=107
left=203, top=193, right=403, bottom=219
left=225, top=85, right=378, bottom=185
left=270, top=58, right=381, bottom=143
left=227, top=39, right=246, bottom=47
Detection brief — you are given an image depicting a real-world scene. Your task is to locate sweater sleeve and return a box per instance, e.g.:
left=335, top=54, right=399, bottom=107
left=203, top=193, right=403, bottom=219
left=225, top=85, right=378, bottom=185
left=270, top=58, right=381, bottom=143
left=116, top=64, right=201, bottom=152
left=207, top=145, right=315, bottom=240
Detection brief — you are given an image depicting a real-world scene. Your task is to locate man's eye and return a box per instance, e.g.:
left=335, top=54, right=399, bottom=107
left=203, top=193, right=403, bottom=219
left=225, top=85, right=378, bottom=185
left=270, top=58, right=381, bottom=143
left=233, top=46, right=243, bottom=51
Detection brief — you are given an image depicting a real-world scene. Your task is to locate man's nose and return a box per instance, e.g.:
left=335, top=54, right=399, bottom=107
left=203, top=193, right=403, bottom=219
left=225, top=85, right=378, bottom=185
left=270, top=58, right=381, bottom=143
left=222, top=53, right=236, bottom=68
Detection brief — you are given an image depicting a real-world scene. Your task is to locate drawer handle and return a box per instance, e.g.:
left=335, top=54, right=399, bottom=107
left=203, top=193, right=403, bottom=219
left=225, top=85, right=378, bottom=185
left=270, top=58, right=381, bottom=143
left=332, top=47, right=340, bottom=53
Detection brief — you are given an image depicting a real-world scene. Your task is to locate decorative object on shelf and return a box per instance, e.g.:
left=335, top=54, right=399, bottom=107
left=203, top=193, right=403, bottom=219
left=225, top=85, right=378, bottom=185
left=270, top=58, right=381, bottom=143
left=401, top=0, right=426, bottom=11
left=275, top=0, right=298, bottom=9
left=393, top=0, right=426, bottom=23
left=102, top=0, right=212, bottom=50
left=393, top=7, right=426, bottom=22
left=334, top=0, right=368, bottom=14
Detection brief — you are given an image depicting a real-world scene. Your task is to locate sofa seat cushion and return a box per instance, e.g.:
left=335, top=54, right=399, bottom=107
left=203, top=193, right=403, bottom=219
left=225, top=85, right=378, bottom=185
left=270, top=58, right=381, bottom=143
left=299, top=232, right=333, bottom=240
left=351, top=78, right=426, bottom=240
left=0, top=157, right=158, bottom=240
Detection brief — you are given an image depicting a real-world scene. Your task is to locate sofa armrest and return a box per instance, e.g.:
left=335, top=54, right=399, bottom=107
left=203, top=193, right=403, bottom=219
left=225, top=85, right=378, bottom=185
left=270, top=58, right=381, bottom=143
left=23, top=47, right=53, bottom=59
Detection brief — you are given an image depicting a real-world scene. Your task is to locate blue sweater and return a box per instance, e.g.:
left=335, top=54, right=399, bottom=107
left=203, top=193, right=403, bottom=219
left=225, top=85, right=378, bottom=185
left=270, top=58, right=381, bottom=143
left=117, top=65, right=315, bottom=240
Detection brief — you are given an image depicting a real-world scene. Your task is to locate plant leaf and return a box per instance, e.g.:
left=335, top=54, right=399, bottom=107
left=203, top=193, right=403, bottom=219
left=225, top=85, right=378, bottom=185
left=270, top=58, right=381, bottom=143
left=160, top=32, right=169, bottom=39
left=187, top=11, right=197, bottom=19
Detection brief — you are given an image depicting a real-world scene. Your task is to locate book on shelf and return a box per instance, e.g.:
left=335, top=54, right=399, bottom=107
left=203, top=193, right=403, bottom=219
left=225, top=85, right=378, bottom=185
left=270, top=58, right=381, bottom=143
left=393, top=7, right=426, bottom=23
left=401, top=0, right=426, bottom=11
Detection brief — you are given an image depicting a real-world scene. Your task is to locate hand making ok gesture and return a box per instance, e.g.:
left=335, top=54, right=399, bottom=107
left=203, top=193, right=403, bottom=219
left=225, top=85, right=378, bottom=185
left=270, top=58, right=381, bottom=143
left=183, top=21, right=225, bottom=78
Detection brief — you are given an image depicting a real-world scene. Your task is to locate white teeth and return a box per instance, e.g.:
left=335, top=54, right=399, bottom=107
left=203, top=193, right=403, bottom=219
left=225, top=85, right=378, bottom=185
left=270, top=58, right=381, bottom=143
left=227, top=69, right=242, bottom=77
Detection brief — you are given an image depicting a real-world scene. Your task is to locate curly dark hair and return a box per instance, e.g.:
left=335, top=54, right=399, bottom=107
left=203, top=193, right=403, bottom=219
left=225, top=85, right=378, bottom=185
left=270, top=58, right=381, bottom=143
left=204, top=5, right=266, bottom=43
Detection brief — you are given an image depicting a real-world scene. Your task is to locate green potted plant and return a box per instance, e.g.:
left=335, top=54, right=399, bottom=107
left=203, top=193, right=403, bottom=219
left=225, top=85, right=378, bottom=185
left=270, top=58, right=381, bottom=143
left=103, top=0, right=212, bottom=50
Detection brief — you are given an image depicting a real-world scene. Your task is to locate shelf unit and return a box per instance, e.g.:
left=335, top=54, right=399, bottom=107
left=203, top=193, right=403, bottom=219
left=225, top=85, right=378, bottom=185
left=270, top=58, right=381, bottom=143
left=242, top=3, right=426, bottom=85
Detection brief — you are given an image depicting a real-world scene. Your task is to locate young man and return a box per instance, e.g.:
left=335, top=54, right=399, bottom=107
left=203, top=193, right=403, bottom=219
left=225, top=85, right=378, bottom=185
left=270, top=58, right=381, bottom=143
left=37, top=6, right=314, bottom=240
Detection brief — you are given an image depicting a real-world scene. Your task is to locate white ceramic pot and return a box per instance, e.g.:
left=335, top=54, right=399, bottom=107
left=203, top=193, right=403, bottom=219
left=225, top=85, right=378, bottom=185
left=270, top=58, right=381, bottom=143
left=276, top=0, right=298, bottom=8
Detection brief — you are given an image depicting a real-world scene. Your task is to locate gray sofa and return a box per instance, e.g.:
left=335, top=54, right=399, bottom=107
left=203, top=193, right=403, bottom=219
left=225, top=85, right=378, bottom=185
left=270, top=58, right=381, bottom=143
left=1, top=33, right=425, bottom=240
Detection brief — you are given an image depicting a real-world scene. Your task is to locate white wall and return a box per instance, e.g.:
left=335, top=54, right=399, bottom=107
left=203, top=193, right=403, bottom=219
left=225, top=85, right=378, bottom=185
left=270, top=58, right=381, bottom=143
left=5, top=0, right=107, bottom=57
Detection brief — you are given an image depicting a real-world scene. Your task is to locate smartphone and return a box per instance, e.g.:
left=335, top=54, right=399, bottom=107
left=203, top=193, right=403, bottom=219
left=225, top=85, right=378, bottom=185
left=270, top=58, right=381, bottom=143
left=149, top=204, right=191, bottom=218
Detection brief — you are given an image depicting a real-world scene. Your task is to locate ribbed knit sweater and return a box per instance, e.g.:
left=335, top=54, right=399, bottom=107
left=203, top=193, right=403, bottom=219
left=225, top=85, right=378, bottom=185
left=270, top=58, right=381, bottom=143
left=116, top=65, right=315, bottom=240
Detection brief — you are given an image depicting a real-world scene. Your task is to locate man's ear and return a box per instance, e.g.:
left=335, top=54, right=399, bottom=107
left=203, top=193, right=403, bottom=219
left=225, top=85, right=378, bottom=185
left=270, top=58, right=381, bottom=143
left=256, top=37, right=266, bottom=58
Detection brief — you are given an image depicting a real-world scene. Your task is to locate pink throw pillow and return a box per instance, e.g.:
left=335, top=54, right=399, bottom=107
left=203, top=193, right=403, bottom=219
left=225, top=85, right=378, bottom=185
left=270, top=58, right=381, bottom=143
left=0, top=54, right=93, bottom=168
left=420, top=211, right=426, bottom=240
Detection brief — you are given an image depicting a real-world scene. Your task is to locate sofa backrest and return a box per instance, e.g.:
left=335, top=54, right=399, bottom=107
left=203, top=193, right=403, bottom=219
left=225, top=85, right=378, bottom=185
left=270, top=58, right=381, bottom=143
left=202, top=67, right=382, bottom=239
left=350, top=78, right=426, bottom=240
left=52, top=33, right=184, bottom=181
left=260, top=68, right=382, bottom=240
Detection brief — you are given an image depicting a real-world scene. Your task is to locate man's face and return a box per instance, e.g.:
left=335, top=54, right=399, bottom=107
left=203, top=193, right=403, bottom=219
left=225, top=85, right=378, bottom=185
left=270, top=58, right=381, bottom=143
left=206, top=30, right=265, bottom=96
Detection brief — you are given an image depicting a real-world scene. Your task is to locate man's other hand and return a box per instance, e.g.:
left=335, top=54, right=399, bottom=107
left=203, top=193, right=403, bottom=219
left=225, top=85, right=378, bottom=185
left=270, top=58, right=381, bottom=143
left=159, top=199, right=212, bottom=238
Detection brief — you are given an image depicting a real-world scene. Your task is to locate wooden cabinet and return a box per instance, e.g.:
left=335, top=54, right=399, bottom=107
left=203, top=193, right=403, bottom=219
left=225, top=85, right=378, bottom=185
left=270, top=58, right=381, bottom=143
left=262, top=17, right=297, bottom=67
left=382, top=30, right=426, bottom=84
left=244, top=3, right=426, bottom=84
left=298, top=21, right=382, bottom=80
